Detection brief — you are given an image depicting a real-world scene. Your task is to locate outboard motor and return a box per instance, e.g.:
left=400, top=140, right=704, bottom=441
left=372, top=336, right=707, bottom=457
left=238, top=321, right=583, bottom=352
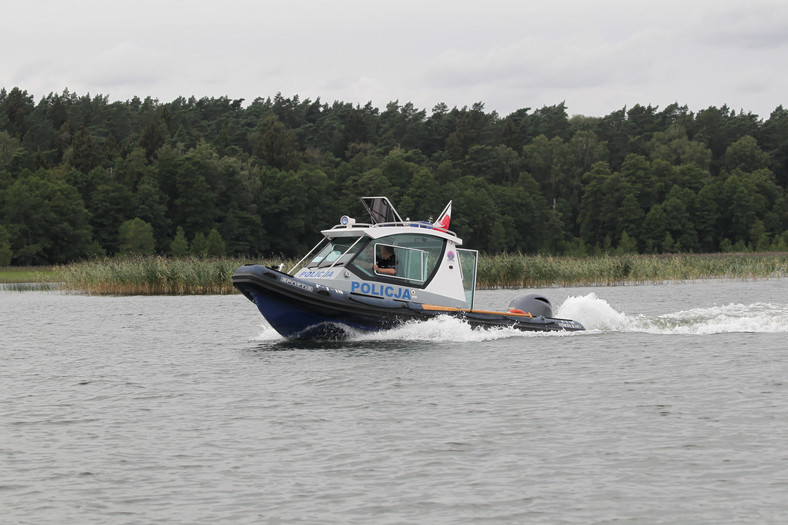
left=508, top=293, right=553, bottom=318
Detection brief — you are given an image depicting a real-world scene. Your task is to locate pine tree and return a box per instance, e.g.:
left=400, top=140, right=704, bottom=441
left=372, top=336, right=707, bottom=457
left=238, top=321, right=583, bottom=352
left=205, top=228, right=226, bottom=257
left=170, top=226, right=189, bottom=256
left=119, top=218, right=155, bottom=255
left=191, top=232, right=208, bottom=257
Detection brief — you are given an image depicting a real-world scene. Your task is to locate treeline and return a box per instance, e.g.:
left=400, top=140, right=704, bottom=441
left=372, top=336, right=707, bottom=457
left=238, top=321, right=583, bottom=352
left=0, top=86, right=786, bottom=266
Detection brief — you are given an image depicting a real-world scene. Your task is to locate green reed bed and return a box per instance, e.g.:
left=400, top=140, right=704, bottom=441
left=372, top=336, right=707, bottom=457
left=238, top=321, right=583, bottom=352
left=0, top=266, right=57, bottom=283
left=46, top=252, right=787, bottom=295
left=476, top=253, right=787, bottom=289
left=0, top=267, right=59, bottom=291
left=55, top=256, right=264, bottom=295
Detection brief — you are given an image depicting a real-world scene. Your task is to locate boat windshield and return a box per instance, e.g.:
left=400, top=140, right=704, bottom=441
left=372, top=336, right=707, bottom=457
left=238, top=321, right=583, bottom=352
left=308, top=236, right=364, bottom=268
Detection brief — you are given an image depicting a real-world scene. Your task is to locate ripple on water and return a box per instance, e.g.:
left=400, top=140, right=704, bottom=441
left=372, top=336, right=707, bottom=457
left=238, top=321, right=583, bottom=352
left=1, top=281, right=787, bottom=523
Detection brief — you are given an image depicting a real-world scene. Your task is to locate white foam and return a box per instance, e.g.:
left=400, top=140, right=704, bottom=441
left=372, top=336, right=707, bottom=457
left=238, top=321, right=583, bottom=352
left=556, top=292, right=634, bottom=331
left=556, top=293, right=788, bottom=335
left=252, top=322, right=284, bottom=341
left=250, top=295, right=788, bottom=342
left=353, top=315, right=527, bottom=342
left=251, top=314, right=548, bottom=343
left=644, top=302, right=788, bottom=334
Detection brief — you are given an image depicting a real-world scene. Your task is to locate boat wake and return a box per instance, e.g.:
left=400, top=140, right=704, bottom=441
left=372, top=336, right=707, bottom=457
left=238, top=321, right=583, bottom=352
left=557, top=292, right=788, bottom=335
left=251, top=293, right=787, bottom=343
left=251, top=316, right=527, bottom=344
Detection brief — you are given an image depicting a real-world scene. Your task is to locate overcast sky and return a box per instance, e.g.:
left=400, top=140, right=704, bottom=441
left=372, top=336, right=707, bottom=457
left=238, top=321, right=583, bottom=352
left=3, top=0, right=787, bottom=118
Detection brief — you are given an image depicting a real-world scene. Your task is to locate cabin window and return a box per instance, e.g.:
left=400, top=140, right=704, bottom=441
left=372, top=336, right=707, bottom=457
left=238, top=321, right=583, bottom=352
left=373, top=243, right=428, bottom=283
left=350, top=233, right=445, bottom=286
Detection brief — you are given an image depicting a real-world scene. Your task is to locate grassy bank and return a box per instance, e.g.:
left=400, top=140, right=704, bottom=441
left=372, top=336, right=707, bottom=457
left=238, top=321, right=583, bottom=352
left=477, top=252, right=787, bottom=288
left=2, top=253, right=785, bottom=295
left=0, top=266, right=57, bottom=283
left=53, top=256, right=276, bottom=295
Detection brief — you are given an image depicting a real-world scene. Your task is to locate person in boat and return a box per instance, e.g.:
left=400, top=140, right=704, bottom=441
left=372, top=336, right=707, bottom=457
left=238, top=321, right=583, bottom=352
left=374, top=244, right=396, bottom=275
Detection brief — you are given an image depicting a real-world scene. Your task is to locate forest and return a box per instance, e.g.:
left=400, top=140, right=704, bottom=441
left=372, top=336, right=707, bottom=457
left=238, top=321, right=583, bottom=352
left=1, top=86, right=787, bottom=266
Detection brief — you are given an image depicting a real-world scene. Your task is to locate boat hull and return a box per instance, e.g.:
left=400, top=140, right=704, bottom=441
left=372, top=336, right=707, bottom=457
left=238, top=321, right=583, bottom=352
left=233, top=265, right=584, bottom=339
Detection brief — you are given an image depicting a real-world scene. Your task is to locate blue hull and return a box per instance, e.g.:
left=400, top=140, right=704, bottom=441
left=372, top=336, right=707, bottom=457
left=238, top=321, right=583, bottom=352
left=248, top=289, right=386, bottom=338
left=234, top=265, right=412, bottom=338
left=233, top=265, right=584, bottom=339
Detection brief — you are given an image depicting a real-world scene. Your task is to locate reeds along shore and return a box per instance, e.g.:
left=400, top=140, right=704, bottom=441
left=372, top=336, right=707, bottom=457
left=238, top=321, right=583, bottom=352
left=48, top=253, right=788, bottom=296
left=476, top=253, right=787, bottom=288
left=55, top=256, right=254, bottom=295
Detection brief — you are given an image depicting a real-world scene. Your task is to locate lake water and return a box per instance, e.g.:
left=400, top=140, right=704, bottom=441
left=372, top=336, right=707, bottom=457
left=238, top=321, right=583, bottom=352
left=2, top=279, right=787, bottom=524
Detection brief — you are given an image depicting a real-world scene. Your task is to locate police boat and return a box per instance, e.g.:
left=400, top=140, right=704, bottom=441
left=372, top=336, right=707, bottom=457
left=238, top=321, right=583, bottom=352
left=233, top=196, right=585, bottom=338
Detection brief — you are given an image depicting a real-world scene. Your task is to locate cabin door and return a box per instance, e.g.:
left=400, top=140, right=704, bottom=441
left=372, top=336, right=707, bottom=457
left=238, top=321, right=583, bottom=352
left=457, top=249, right=478, bottom=309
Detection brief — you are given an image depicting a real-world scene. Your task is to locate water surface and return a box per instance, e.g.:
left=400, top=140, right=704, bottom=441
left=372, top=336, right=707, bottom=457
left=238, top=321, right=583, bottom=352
left=2, top=279, right=787, bottom=523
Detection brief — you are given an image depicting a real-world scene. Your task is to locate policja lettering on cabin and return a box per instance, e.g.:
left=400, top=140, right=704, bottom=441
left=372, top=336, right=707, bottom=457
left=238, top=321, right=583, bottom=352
left=351, top=280, right=414, bottom=300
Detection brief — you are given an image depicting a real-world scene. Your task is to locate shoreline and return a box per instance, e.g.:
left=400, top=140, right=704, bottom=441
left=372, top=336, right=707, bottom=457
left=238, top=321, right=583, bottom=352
left=1, top=253, right=785, bottom=295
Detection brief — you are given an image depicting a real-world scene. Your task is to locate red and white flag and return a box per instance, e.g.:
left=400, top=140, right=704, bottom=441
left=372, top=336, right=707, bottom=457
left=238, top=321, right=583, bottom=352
left=434, top=201, right=451, bottom=230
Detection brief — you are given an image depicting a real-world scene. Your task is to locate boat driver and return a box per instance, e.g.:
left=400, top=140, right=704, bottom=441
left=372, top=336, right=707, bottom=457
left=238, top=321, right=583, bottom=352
left=374, top=245, right=396, bottom=275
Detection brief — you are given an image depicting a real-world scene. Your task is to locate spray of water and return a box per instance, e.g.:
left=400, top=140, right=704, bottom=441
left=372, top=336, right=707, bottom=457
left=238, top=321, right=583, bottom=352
left=252, top=293, right=788, bottom=342
left=556, top=292, right=788, bottom=334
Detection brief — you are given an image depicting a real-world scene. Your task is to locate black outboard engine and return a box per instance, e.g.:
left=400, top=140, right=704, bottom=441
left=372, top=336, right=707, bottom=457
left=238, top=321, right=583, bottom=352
left=508, top=293, right=553, bottom=318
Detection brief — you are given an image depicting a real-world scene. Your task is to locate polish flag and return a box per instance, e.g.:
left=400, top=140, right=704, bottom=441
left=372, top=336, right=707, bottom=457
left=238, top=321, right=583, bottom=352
left=434, top=201, right=451, bottom=230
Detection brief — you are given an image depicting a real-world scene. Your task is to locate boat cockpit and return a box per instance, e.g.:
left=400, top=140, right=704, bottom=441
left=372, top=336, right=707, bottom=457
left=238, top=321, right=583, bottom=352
left=305, top=232, right=446, bottom=287
left=289, top=196, right=478, bottom=308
